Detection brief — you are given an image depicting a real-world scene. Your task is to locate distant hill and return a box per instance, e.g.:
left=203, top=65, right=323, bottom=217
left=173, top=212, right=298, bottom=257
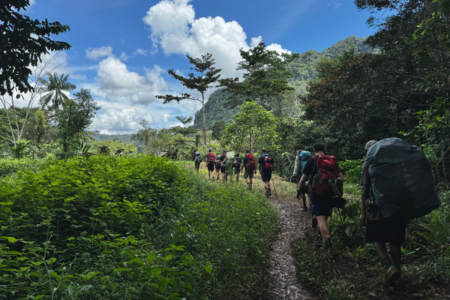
left=193, top=36, right=373, bottom=129
left=193, top=89, right=240, bottom=130
left=90, top=133, right=135, bottom=144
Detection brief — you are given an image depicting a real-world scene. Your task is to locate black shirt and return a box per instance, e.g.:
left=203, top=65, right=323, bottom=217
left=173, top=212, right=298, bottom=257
left=243, top=156, right=248, bottom=166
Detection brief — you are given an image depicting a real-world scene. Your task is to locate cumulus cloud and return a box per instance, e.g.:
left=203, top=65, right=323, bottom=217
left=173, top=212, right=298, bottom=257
left=266, top=43, right=292, bottom=55
left=143, top=0, right=291, bottom=79
left=163, top=113, right=170, bottom=122
left=96, top=55, right=169, bottom=105
left=29, top=0, right=36, bottom=7
left=86, top=46, right=114, bottom=60
left=91, top=108, right=154, bottom=134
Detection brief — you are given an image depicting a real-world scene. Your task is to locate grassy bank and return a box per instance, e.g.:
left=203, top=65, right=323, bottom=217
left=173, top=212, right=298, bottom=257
left=0, top=155, right=277, bottom=299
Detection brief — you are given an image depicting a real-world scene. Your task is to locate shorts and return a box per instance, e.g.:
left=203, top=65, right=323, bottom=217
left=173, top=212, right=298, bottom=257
left=243, top=166, right=254, bottom=179
left=221, top=166, right=226, bottom=173
left=215, top=164, right=221, bottom=170
left=309, top=193, right=332, bottom=217
left=207, top=162, right=214, bottom=172
left=234, top=168, right=240, bottom=174
left=366, top=218, right=406, bottom=246
left=261, top=171, right=272, bottom=182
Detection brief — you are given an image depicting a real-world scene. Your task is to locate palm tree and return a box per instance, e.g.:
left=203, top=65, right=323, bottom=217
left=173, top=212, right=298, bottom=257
left=38, top=73, right=76, bottom=111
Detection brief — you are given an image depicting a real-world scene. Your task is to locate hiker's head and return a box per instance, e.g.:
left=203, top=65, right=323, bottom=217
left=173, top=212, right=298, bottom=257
left=235, top=153, right=239, bottom=157
left=313, top=143, right=325, bottom=155
left=245, top=149, right=250, bottom=154
left=209, top=149, right=212, bottom=153
left=365, top=140, right=377, bottom=151
left=262, top=149, right=267, bottom=154
left=222, top=150, right=226, bottom=154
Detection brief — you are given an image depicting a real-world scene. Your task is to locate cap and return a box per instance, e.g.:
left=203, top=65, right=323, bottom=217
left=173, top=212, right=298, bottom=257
left=365, top=140, right=377, bottom=151
left=222, top=150, right=226, bottom=153
left=262, top=149, right=267, bottom=153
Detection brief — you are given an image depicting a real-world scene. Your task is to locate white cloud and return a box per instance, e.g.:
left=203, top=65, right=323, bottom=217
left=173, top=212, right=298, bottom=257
left=163, top=113, right=170, bottom=122
left=91, top=108, right=154, bottom=134
left=120, top=52, right=129, bottom=61
left=134, top=48, right=148, bottom=56
left=328, top=1, right=343, bottom=10
left=266, top=43, right=292, bottom=55
left=143, top=0, right=291, bottom=79
left=96, top=55, right=169, bottom=105
left=29, top=0, right=36, bottom=7
left=86, top=46, right=114, bottom=60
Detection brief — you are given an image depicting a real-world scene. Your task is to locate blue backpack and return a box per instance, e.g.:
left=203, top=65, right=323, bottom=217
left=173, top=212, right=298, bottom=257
left=299, top=151, right=312, bottom=174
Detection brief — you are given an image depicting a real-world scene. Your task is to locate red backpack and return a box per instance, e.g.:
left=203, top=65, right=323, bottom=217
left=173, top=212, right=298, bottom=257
left=208, top=153, right=215, bottom=161
left=246, top=154, right=256, bottom=170
left=310, top=155, right=338, bottom=197
left=262, top=155, right=274, bottom=170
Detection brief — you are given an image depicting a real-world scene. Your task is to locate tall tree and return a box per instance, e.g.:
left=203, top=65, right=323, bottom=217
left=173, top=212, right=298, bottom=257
left=218, top=41, right=299, bottom=109
left=39, top=73, right=76, bottom=112
left=0, top=0, right=71, bottom=96
left=221, top=101, right=281, bottom=153
left=57, top=89, right=100, bottom=154
left=156, top=53, right=221, bottom=157
left=0, top=53, right=65, bottom=146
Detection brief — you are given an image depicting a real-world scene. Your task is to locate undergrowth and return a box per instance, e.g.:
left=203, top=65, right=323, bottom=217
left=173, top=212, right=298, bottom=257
left=0, top=155, right=277, bottom=299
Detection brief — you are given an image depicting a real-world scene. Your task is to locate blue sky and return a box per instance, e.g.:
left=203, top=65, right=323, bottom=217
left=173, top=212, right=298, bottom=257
left=26, top=0, right=382, bottom=134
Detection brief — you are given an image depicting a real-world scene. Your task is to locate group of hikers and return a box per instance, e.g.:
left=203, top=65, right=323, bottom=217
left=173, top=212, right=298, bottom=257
left=194, top=149, right=275, bottom=196
left=193, top=138, right=441, bottom=286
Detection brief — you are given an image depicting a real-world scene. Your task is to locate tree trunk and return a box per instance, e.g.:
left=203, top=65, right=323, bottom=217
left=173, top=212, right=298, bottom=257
left=202, top=94, right=207, bottom=157
left=442, top=148, right=448, bottom=189
left=64, top=105, right=72, bottom=153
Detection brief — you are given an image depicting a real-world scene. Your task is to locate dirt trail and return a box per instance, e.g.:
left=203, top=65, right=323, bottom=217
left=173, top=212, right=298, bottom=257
left=187, top=163, right=315, bottom=299
left=267, top=195, right=315, bottom=300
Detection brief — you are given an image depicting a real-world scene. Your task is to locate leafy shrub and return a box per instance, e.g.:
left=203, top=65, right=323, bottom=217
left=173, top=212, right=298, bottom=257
left=0, top=155, right=277, bottom=299
left=339, top=158, right=364, bottom=184
left=0, top=157, right=51, bottom=177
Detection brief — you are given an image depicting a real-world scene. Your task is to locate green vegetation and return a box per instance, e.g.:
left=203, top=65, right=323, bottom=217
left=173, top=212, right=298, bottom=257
left=0, top=155, right=277, bottom=299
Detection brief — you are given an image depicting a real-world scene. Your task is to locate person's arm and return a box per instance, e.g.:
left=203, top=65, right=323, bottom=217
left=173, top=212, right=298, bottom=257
left=337, top=172, right=345, bottom=181
left=297, top=173, right=309, bottom=198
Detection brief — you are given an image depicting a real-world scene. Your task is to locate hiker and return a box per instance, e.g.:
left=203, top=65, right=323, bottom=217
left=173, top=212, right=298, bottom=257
left=296, top=149, right=312, bottom=211
left=258, top=149, right=275, bottom=197
left=220, top=150, right=227, bottom=181
left=206, top=150, right=215, bottom=179
left=297, top=143, right=344, bottom=249
left=233, top=153, right=242, bottom=182
left=243, top=150, right=256, bottom=189
left=214, top=152, right=222, bottom=180
left=193, top=151, right=202, bottom=173
left=359, top=138, right=441, bottom=286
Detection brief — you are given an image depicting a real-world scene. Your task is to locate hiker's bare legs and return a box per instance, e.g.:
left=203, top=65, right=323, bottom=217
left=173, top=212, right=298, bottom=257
left=316, top=216, right=330, bottom=239
left=264, top=181, right=270, bottom=191
left=374, top=242, right=389, bottom=260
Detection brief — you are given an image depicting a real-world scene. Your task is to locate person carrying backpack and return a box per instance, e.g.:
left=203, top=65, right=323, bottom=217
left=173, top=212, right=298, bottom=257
left=206, top=150, right=215, bottom=179
left=243, top=150, right=256, bottom=189
left=359, top=138, right=440, bottom=286
left=259, top=149, right=275, bottom=197
left=214, top=153, right=222, bottom=180
left=297, top=143, right=345, bottom=249
left=194, top=151, right=202, bottom=173
left=233, top=153, right=243, bottom=182
left=220, top=150, right=227, bottom=181
left=296, top=149, right=312, bottom=211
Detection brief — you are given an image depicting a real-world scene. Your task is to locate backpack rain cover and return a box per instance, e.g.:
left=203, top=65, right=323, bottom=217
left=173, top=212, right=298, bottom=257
left=366, top=138, right=441, bottom=220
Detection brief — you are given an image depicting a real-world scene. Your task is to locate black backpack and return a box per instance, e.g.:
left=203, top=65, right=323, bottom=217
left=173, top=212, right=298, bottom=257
left=366, top=138, right=441, bottom=220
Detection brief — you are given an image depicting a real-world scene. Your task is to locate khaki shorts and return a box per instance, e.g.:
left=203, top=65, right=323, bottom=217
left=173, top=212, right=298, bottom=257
left=243, top=166, right=254, bottom=179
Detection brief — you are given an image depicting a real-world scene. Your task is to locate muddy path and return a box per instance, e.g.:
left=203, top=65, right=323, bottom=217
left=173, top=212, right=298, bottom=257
left=267, top=194, right=315, bottom=300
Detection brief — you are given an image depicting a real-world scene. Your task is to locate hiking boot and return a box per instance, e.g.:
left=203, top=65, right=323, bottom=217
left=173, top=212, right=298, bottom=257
left=312, top=217, right=318, bottom=229
left=386, top=265, right=401, bottom=285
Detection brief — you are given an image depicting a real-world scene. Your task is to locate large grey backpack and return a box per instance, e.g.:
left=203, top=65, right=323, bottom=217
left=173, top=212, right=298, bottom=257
left=366, top=138, right=441, bottom=220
